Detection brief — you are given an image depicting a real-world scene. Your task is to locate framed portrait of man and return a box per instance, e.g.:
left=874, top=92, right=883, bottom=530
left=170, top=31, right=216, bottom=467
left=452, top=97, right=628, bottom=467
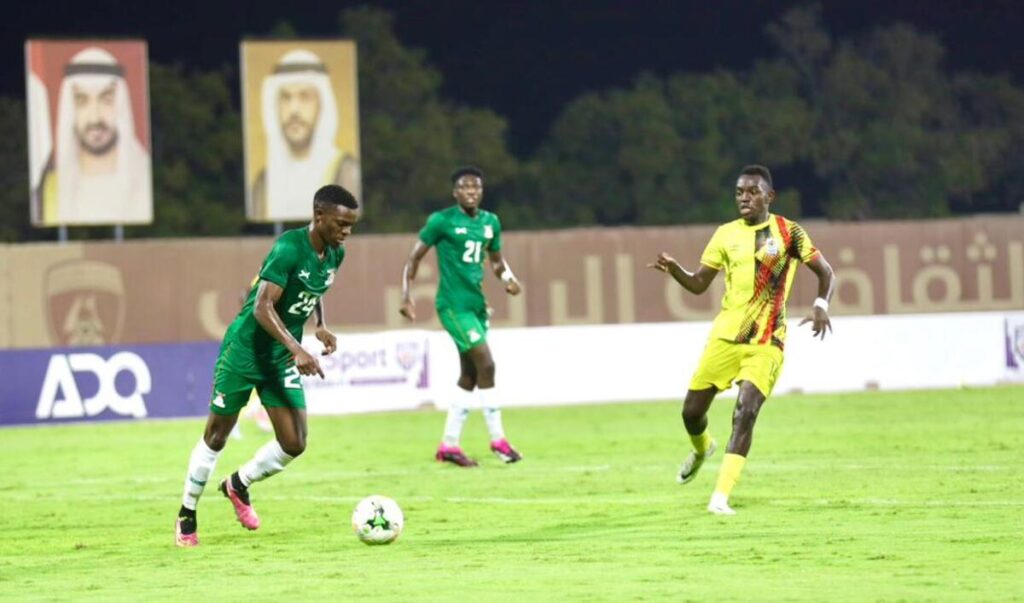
left=241, top=40, right=361, bottom=222
left=25, top=40, right=153, bottom=226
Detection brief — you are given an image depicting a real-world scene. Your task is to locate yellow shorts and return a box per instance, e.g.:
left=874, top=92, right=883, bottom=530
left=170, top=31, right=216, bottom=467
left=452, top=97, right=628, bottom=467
left=689, top=338, right=784, bottom=397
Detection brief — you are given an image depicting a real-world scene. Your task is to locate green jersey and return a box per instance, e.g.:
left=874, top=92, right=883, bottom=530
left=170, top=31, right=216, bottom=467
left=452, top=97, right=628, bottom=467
left=418, top=205, right=502, bottom=312
left=220, top=227, right=345, bottom=376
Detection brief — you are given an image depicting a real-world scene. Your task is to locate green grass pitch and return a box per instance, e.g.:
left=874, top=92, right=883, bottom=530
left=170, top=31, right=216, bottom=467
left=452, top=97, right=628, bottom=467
left=1, top=387, right=1022, bottom=601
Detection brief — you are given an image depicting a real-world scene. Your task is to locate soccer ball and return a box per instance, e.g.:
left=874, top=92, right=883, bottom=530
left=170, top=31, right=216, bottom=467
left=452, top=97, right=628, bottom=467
left=351, top=495, right=404, bottom=545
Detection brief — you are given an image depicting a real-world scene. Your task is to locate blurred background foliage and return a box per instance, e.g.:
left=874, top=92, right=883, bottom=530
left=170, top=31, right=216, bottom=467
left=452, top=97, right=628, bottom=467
left=1, top=6, right=1022, bottom=241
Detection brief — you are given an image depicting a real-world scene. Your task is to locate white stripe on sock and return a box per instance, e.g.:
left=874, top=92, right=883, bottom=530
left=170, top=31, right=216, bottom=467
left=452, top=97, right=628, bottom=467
left=181, top=438, right=220, bottom=510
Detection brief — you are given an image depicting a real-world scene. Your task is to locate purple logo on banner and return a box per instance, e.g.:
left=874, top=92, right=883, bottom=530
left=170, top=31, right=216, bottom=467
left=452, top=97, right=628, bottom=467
left=0, top=342, right=220, bottom=426
left=1015, top=325, right=1024, bottom=365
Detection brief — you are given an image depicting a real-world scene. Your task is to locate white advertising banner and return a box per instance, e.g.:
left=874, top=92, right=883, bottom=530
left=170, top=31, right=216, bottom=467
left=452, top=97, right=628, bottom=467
left=301, top=329, right=444, bottom=415
left=1004, top=312, right=1024, bottom=382
left=302, top=312, right=1019, bottom=415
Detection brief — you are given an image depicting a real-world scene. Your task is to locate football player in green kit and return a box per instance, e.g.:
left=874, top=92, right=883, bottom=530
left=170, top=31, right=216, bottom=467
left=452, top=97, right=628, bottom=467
left=175, top=184, right=359, bottom=547
left=400, top=166, right=524, bottom=467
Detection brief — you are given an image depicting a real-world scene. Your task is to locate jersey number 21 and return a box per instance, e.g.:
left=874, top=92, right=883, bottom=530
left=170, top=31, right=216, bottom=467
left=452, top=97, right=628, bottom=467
left=462, top=240, right=483, bottom=263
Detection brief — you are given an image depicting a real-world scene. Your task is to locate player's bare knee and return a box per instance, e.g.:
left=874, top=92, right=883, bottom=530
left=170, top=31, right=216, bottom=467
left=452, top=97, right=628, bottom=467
left=280, top=437, right=306, bottom=457
left=681, top=405, right=705, bottom=429
left=476, top=361, right=495, bottom=384
left=734, top=408, right=758, bottom=431
left=203, top=421, right=232, bottom=451
left=732, top=400, right=762, bottom=431
left=204, top=431, right=228, bottom=451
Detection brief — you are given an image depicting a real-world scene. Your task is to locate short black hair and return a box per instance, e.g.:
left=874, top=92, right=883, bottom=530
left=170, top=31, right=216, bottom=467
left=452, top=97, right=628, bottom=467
left=313, top=184, right=358, bottom=210
left=451, top=165, right=484, bottom=185
left=740, top=164, right=773, bottom=188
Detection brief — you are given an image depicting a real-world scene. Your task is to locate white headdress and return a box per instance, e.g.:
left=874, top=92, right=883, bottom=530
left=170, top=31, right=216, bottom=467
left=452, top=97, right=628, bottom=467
left=27, top=70, right=52, bottom=221
left=261, top=49, right=340, bottom=220
left=54, top=47, right=151, bottom=224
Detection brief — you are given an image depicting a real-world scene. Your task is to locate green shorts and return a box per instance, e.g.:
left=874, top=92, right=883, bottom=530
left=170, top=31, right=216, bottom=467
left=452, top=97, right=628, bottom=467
left=438, top=307, right=489, bottom=353
left=209, top=355, right=306, bottom=416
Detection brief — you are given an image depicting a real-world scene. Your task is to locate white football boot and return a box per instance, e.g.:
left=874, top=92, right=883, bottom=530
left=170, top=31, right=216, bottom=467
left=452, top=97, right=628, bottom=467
left=706, top=492, right=736, bottom=516
left=677, top=439, right=717, bottom=484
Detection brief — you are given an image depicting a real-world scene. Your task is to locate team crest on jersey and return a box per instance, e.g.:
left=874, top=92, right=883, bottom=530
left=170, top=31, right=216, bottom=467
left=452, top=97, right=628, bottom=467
left=325, top=269, right=336, bottom=286
left=763, top=238, right=779, bottom=256
left=484, top=225, right=493, bottom=239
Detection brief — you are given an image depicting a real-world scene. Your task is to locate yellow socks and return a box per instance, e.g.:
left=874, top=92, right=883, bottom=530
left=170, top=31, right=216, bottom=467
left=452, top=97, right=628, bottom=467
left=689, top=428, right=713, bottom=455
left=713, top=453, right=746, bottom=497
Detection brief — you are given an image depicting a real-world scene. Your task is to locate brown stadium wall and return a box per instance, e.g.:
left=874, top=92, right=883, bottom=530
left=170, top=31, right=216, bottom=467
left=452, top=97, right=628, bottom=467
left=0, top=215, right=1021, bottom=349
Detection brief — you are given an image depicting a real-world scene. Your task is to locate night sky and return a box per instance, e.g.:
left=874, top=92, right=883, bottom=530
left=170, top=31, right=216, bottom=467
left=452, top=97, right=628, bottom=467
left=4, top=0, right=1023, bottom=153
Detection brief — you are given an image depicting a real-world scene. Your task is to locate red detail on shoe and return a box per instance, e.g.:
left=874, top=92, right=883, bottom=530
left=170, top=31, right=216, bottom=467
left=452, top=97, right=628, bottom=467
left=175, top=519, right=198, bottom=547
left=489, top=439, right=523, bottom=463
left=435, top=444, right=478, bottom=467
left=221, top=479, right=261, bottom=530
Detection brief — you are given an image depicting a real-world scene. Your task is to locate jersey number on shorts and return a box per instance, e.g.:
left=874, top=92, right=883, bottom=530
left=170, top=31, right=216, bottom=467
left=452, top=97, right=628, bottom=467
left=283, top=366, right=302, bottom=389
left=462, top=240, right=483, bottom=263
left=287, top=291, right=319, bottom=317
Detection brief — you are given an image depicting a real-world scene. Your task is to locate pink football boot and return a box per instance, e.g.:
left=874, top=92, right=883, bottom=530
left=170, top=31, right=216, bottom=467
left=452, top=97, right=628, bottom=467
left=435, top=444, right=479, bottom=467
left=175, top=517, right=198, bottom=547
left=219, top=478, right=261, bottom=530
left=489, top=439, right=523, bottom=463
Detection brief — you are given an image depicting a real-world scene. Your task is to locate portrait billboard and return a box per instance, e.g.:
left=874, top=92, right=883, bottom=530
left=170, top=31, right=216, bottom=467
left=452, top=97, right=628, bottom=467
left=241, top=40, right=361, bottom=222
left=25, top=40, right=153, bottom=226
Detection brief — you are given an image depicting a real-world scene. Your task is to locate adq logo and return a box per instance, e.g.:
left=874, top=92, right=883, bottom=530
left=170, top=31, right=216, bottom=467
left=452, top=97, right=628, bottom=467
left=35, top=352, right=151, bottom=420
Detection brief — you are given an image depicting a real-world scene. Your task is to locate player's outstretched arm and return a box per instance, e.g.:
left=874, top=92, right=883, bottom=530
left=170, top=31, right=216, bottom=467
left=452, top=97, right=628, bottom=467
left=488, top=250, right=521, bottom=295
left=313, top=298, right=337, bottom=356
left=400, top=240, right=431, bottom=321
left=798, top=253, right=835, bottom=340
left=253, top=280, right=324, bottom=378
left=647, top=252, right=718, bottom=295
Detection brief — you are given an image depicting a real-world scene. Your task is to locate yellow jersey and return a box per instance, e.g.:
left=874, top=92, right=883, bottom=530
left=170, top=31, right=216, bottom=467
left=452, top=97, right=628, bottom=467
left=700, top=214, right=819, bottom=349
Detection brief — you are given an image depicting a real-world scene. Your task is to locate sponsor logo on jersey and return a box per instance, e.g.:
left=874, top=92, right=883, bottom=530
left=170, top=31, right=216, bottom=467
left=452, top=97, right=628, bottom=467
left=35, top=352, right=151, bottom=420
left=298, top=269, right=311, bottom=280
left=454, top=227, right=468, bottom=235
